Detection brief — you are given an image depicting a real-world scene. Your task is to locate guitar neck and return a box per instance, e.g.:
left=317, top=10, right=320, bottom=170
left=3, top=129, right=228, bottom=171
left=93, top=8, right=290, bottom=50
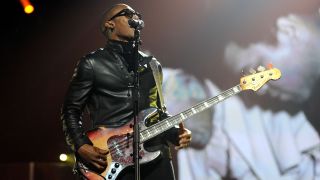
left=140, top=84, right=242, bottom=142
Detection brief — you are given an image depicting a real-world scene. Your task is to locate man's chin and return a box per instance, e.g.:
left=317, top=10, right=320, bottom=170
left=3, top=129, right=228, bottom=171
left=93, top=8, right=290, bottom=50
left=127, top=35, right=135, bottom=41
left=119, top=35, right=135, bottom=42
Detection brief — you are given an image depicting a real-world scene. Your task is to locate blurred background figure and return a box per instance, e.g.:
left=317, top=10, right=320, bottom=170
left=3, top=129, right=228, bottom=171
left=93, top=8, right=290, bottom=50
left=163, top=12, right=320, bottom=180
left=162, top=68, right=217, bottom=179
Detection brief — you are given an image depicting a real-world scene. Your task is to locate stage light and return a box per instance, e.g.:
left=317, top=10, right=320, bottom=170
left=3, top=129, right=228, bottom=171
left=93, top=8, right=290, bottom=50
left=24, top=5, right=34, bottom=14
left=20, top=0, right=35, bottom=14
left=59, top=153, right=68, bottom=162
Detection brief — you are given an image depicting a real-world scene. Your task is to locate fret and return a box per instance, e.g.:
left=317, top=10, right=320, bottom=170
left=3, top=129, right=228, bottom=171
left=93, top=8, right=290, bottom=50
left=140, top=85, right=242, bottom=143
left=180, top=113, right=186, bottom=120
left=175, top=116, right=182, bottom=124
left=149, top=127, right=155, bottom=135
left=154, top=126, right=159, bottom=133
left=185, top=110, right=193, bottom=117
left=160, top=120, right=171, bottom=130
left=140, top=133, right=145, bottom=141
left=146, top=130, right=151, bottom=136
left=198, top=104, right=206, bottom=111
left=233, top=86, right=240, bottom=93
left=166, top=120, right=170, bottom=127
left=154, top=127, right=159, bottom=134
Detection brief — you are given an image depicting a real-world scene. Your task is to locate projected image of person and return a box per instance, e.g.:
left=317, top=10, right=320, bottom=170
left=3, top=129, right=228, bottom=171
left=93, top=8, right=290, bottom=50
left=163, top=13, right=320, bottom=179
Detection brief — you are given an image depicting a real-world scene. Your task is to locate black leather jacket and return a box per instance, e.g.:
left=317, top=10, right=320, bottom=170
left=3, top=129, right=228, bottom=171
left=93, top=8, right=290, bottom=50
left=61, top=40, right=178, bottom=151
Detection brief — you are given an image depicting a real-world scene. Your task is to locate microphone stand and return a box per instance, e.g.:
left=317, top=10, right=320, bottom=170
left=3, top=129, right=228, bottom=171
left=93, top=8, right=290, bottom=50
left=132, top=28, right=142, bottom=180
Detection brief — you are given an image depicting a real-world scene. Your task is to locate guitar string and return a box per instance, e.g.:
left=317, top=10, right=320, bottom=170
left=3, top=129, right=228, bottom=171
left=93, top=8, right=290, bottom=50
left=107, top=87, right=238, bottom=156
left=136, top=85, right=240, bottom=141
left=106, top=87, right=238, bottom=155
left=106, top=87, right=239, bottom=155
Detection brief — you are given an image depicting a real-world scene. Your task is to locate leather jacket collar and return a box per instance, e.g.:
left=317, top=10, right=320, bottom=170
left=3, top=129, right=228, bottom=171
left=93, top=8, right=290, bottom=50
left=106, top=40, right=138, bottom=71
left=105, top=40, right=135, bottom=55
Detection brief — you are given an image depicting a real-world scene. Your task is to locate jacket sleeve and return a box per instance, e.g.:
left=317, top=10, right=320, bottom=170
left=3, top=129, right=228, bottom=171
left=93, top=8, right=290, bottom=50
left=161, top=112, right=180, bottom=146
left=156, top=60, right=180, bottom=146
left=61, top=57, right=94, bottom=151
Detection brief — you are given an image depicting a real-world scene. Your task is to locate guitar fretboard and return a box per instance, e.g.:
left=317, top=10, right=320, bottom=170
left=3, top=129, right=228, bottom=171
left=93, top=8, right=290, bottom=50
left=140, top=84, right=242, bottom=142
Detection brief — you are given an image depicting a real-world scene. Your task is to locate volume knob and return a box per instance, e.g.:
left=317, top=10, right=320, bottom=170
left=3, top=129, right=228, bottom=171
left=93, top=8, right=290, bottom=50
left=115, top=163, right=120, bottom=168
left=111, top=168, right=117, bottom=174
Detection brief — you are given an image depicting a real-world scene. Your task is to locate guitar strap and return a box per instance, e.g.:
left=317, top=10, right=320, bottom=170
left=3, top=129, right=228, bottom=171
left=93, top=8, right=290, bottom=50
left=149, top=58, right=166, bottom=112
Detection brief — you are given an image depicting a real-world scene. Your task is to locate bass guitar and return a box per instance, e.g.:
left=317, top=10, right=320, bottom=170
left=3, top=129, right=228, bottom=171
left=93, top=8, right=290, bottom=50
left=76, top=66, right=282, bottom=180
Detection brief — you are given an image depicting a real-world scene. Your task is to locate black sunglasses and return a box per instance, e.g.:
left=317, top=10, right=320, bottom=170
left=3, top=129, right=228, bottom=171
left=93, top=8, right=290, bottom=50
left=109, top=9, right=142, bottom=21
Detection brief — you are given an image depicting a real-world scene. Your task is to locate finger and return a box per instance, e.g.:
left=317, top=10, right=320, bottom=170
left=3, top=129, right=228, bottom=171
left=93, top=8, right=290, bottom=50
left=179, top=128, right=191, bottom=136
left=179, top=139, right=191, bottom=145
left=97, top=149, right=109, bottom=161
left=93, top=148, right=109, bottom=160
left=93, top=157, right=108, bottom=166
left=92, top=161, right=107, bottom=171
left=178, top=138, right=191, bottom=147
left=179, top=133, right=191, bottom=138
left=175, top=143, right=189, bottom=150
left=94, top=147, right=109, bottom=154
left=91, top=152, right=107, bottom=163
left=178, top=123, right=186, bottom=134
left=179, top=123, right=185, bottom=129
left=179, top=136, right=191, bottom=142
left=97, top=154, right=107, bottom=161
left=98, top=160, right=108, bottom=167
left=179, top=134, right=191, bottom=140
left=98, top=148, right=109, bottom=155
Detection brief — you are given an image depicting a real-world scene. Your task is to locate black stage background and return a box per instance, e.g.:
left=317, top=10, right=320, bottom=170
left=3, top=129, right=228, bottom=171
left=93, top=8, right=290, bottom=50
left=1, top=0, right=319, bottom=179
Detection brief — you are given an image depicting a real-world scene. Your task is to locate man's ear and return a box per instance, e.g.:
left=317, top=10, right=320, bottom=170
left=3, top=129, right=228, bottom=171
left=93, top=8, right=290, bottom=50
left=105, top=21, right=115, bottom=30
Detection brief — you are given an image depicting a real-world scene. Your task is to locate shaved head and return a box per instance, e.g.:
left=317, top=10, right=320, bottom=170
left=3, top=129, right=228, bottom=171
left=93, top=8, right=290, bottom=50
left=100, top=4, right=134, bottom=37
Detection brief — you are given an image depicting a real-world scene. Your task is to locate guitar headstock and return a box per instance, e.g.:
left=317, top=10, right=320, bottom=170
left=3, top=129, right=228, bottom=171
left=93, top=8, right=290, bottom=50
left=240, top=65, right=282, bottom=91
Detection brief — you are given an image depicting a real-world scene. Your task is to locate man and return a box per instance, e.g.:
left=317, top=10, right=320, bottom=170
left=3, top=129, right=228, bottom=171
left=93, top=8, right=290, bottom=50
left=61, top=4, right=191, bottom=180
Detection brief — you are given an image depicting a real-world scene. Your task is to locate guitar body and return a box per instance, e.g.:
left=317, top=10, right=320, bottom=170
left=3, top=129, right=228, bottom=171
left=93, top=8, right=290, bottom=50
left=77, top=108, right=161, bottom=180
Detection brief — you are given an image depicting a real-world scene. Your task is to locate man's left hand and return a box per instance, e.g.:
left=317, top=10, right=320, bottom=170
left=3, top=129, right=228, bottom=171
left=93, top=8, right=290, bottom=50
left=175, top=123, right=192, bottom=150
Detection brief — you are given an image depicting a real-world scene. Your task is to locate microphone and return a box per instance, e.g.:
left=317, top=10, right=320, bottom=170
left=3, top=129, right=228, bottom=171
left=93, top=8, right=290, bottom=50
left=128, top=19, right=144, bottom=30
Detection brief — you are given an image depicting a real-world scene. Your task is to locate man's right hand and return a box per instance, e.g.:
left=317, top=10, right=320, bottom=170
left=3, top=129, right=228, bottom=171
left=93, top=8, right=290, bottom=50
left=78, top=144, right=109, bottom=171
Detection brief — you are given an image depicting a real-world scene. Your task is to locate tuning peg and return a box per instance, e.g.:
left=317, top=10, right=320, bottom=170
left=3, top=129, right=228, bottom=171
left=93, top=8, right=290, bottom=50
left=257, top=65, right=266, bottom=72
left=241, top=69, right=247, bottom=77
left=267, top=63, right=273, bottom=69
left=249, top=68, right=256, bottom=74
